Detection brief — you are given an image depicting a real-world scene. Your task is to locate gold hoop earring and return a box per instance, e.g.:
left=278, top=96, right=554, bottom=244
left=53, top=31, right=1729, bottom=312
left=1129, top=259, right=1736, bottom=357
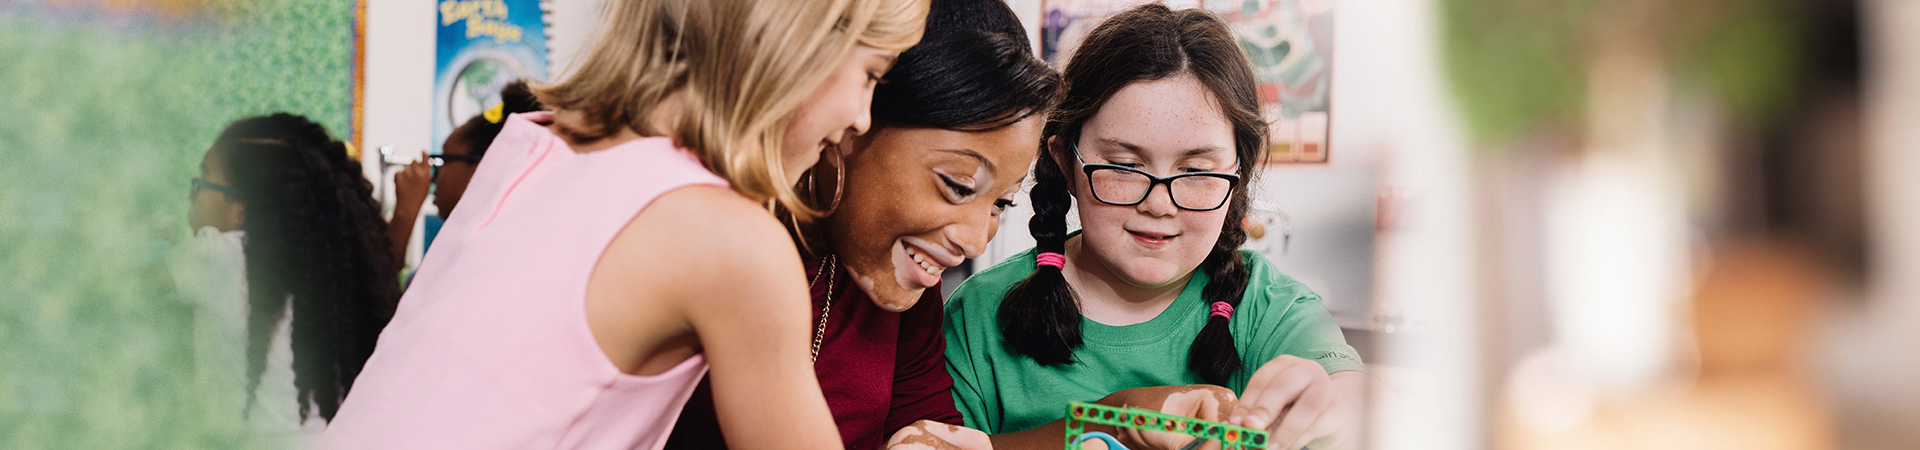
left=807, top=145, right=845, bottom=215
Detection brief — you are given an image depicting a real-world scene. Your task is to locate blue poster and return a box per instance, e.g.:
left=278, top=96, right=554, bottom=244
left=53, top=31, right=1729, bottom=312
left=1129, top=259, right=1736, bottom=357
left=434, top=0, right=548, bottom=152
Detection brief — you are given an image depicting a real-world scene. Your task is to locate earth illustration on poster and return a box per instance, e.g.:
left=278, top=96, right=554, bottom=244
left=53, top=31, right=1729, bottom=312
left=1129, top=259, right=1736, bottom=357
left=433, top=0, right=548, bottom=153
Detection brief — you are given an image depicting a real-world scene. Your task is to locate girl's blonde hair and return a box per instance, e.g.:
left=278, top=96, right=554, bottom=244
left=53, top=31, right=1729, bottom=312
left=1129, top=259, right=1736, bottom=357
left=535, top=0, right=928, bottom=221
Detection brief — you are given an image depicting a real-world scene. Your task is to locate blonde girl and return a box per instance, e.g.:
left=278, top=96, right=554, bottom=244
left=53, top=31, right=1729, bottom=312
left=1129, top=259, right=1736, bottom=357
left=319, top=0, right=927, bottom=448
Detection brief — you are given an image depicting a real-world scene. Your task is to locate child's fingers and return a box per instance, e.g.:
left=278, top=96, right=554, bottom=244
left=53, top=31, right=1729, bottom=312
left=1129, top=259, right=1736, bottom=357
left=1119, top=424, right=1170, bottom=450
left=1279, top=415, right=1324, bottom=450
left=397, top=159, right=429, bottom=185
left=1221, top=361, right=1282, bottom=425
left=1233, top=361, right=1316, bottom=429
left=1233, top=361, right=1283, bottom=421
left=1271, top=384, right=1334, bottom=450
left=1296, top=412, right=1346, bottom=450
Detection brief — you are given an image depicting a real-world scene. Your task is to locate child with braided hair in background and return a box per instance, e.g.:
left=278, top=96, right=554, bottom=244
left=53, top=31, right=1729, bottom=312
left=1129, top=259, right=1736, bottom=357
left=174, top=113, right=400, bottom=445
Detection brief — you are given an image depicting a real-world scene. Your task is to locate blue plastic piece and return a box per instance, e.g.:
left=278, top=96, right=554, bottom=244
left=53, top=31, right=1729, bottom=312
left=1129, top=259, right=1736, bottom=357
left=1071, top=431, right=1129, bottom=450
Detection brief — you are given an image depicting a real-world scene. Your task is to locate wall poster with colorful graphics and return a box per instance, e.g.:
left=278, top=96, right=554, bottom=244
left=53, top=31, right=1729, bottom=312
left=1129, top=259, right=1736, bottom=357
left=1041, top=0, right=1333, bottom=164
left=434, top=0, right=549, bottom=153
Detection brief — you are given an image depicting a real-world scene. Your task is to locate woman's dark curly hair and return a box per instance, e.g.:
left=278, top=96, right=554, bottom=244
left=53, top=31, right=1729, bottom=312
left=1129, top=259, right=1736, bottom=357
left=216, top=113, right=400, bottom=421
left=997, top=4, right=1269, bottom=385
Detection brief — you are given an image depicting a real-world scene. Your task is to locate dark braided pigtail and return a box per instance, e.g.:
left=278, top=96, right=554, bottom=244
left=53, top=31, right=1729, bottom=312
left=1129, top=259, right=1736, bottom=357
left=287, top=141, right=345, bottom=421
left=235, top=137, right=300, bottom=420
left=221, top=114, right=399, bottom=422
left=1177, top=4, right=1268, bottom=386
left=996, top=137, right=1082, bottom=365
left=1188, top=193, right=1253, bottom=385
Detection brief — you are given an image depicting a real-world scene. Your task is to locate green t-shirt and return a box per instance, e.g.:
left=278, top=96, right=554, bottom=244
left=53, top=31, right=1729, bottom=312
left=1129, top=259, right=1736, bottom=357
left=945, top=247, right=1365, bottom=434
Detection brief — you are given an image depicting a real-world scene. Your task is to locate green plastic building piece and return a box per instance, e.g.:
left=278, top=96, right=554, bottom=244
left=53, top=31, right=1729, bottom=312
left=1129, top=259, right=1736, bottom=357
left=1063, top=401, right=1269, bottom=450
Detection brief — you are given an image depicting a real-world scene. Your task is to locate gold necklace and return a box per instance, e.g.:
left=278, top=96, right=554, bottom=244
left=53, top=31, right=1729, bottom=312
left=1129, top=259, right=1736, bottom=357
left=808, top=255, right=837, bottom=364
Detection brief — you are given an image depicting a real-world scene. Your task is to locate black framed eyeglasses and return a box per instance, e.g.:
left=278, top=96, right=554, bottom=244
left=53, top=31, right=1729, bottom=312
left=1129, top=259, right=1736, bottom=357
left=1073, top=142, right=1240, bottom=211
left=190, top=177, right=243, bottom=201
left=429, top=154, right=483, bottom=181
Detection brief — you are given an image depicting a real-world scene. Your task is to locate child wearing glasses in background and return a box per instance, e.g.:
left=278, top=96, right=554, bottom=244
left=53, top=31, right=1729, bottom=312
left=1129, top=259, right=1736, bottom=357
left=388, top=80, right=544, bottom=265
left=937, top=5, right=1369, bottom=450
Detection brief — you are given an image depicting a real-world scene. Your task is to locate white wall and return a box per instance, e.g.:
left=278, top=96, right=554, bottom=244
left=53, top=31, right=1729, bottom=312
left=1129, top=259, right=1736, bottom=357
left=361, top=0, right=435, bottom=163
left=361, top=0, right=437, bottom=268
left=360, top=0, right=435, bottom=169
left=545, top=0, right=608, bottom=79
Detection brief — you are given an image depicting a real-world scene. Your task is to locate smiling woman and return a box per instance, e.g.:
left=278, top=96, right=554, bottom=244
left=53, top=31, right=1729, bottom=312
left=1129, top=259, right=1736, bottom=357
left=829, top=119, right=1045, bottom=309
left=825, top=0, right=1064, bottom=308
left=662, top=0, right=1060, bottom=448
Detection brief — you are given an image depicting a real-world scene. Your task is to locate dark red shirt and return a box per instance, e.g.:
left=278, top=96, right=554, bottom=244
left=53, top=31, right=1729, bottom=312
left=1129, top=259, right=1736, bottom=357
left=664, top=258, right=963, bottom=450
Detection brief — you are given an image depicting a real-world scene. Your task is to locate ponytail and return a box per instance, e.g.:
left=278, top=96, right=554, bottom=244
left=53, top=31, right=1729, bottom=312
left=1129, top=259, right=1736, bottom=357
left=996, top=138, right=1082, bottom=365
left=219, top=114, right=400, bottom=421
left=1188, top=208, right=1250, bottom=385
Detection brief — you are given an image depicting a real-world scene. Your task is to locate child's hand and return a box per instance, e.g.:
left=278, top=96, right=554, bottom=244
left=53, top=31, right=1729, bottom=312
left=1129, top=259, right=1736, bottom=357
left=386, top=155, right=432, bottom=265
left=1103, top=385, right=1236, bottom=450
left=394, top=158, right=431, bottom=212
left=1227, top=355, right=1355, bottom=450
left=886, top=420, right=993, bottom=450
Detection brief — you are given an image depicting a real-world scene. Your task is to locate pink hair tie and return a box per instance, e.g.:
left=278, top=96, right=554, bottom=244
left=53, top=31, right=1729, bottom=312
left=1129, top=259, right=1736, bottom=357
left=1035, top=252, right=1066, bottom=270
left=1210, top=301, right=1235, bottom=320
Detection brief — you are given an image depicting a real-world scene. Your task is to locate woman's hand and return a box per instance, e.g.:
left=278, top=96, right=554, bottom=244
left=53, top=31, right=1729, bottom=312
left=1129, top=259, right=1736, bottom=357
left=887, top=420, right=993, bottom=450
left=1226, top=355, right=1362, bottom=450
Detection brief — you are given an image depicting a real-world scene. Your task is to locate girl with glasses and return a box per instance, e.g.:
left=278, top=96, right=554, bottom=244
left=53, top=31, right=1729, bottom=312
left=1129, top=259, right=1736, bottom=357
left=387, top=80, right=544, bottom=265
left=940, top=5, right=1370, bottom=450
left=427, top=80, right=542, bottom=220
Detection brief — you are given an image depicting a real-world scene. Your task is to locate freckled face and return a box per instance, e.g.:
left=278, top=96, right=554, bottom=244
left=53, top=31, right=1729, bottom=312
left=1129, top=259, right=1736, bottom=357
left=828, top=116, right=1044, bottom=310
left=1065, top=74, right=1238, bottom=289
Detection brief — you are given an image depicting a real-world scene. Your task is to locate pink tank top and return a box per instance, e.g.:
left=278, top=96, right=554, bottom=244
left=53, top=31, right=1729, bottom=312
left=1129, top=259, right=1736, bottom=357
left=320, top=112, right=722, bottom=449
